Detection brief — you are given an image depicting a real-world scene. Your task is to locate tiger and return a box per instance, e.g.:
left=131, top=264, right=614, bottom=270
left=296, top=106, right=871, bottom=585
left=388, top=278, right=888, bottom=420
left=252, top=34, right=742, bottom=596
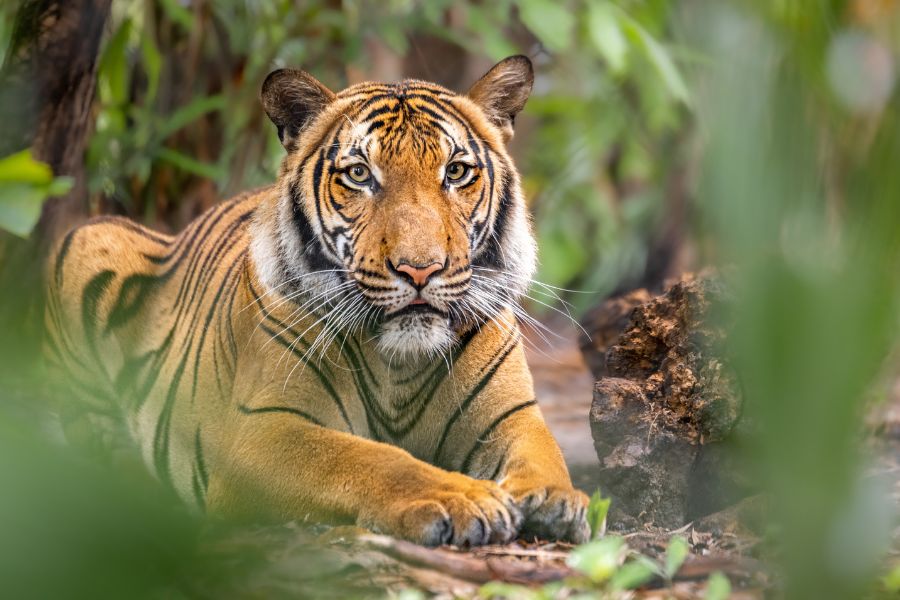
left=44, top=56, right=590, bottom=546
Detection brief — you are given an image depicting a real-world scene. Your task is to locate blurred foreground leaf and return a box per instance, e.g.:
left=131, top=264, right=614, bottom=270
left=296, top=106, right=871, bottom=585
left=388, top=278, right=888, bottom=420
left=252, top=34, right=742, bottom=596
left=567, top=535, right=625, bottom=583
left=664, top=536, right=689, bottom=579
left=610, top=555, right=657, bottom=590
left=704, top=571, right=731, bottom=600
left=0, top=151, right=73, bottom=237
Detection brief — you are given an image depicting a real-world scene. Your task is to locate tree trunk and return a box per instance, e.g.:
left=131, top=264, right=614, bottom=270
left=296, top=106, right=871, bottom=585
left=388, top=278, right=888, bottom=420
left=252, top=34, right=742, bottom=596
left=0, top=0, right=110, bottom=370
left=0, top=0, right=111, bottom=243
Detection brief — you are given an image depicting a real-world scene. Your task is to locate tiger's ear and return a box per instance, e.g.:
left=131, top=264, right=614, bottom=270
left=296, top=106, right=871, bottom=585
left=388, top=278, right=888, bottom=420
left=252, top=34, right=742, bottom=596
left=466, top=55, right=534, bottom=142
left=261, top=69, right=336, bottom=149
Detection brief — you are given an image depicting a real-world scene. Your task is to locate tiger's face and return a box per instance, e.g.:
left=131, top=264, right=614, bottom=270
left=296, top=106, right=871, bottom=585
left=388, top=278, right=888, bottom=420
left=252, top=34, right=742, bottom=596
left=251, top=57, right=536, bottom=360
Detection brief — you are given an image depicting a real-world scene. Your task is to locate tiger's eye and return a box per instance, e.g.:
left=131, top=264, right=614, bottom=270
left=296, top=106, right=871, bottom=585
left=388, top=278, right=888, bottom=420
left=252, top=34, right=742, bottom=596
left=446, top=162, right=469, bottom=182
left=348, top=164, right=371, bottom=183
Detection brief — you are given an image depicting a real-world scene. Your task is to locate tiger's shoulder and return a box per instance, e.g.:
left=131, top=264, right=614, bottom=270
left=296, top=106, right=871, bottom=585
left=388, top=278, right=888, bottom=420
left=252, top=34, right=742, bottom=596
left=47, top=187, right=271, bottom=295
left=45, top=187, right=271, bottom=361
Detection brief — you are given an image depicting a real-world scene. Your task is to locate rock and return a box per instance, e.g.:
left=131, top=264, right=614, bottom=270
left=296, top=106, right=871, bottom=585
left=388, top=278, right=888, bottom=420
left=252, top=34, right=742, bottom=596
left=585, top=271, right=750, bottom=528
left=693, top=495, right=767, bottom=538
left=579, top=289, right=652, bottom=377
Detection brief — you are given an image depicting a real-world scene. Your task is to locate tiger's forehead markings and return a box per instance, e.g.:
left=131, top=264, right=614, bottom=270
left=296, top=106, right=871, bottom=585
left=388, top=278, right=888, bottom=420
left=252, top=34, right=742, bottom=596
left=330, top=83, right=467, bottom=163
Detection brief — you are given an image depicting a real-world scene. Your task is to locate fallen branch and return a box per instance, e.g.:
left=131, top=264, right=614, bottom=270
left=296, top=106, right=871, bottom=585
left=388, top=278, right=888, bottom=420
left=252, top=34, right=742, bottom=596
left=356, top=534, right=574, bottom=584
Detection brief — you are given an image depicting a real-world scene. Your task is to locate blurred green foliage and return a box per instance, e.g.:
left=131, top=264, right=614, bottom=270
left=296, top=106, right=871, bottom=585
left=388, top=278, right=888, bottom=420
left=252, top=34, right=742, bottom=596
left=0, top=150, right=71, bottom=237
left=686, top=2, right=900, bottom=599
left=2, top=0, right=688, bottom=303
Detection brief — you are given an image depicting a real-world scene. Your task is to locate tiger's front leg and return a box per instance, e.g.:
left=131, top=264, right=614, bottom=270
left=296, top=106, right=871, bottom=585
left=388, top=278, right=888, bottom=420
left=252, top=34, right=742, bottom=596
left=494, top=408, right=591, bottom=543
left=452, top=343, right=591, bottom=543
left=206, top=409, right=522, bottom=546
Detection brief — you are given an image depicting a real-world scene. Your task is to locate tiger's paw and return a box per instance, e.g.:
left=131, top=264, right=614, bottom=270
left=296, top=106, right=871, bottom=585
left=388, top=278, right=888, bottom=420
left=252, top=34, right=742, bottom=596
left=506, top=484, right=590, bottom=543
left=362, top=478, right=522, bottom=547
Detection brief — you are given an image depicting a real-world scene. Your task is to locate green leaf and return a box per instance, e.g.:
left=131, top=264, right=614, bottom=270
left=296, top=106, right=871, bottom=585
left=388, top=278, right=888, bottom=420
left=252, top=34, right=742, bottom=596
left=158, top=0, right=196, bottom=30
left=156, top=148, right=222, bottom=180
left=587, top=2, right=628, bottom=74
left=466, top=7, right=519, bottom=60
left=0, top=150, right=53, bottom=184
left=0, top=184, right=47, bottom=238
left=883, top=563, right=900, bottom=592
left=566, top=536, right=625, bottom=583
left=156, top=95, right=228, bottom=141
left=0, top=151, right=72, bottom=237
left=618, top=14, right=689, bottom=104
left=704, top=571, right=732, bottom=600
left=478, top=581, right=536, bottom=599
left=140, top=33, right=162, bottom=103
left=664, top=535, right=690, bottom=578
left=586, top=489, right=611, bottom=539
left=610, top=556, right=657, bottom=590
left=380, top=22, right=409, bottom=55
left=47, top=176, right=74, bottom=196
left=536, top=227, right=588, bottom=288
left=99, top=19, right=133, bottom=107
left=518, top=0, right=575, bottom=53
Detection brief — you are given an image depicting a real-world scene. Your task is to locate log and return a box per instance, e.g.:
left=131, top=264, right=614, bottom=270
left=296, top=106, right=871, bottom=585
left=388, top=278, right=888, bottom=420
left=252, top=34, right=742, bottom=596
left=585, top=271, right=751, bottom=528
left=356, top=535, right=575, bottom=585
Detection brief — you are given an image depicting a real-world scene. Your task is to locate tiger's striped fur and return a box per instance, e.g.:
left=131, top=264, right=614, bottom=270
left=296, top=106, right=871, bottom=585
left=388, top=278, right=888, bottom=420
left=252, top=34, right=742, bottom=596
left=45, top=56, right=589, bottom=545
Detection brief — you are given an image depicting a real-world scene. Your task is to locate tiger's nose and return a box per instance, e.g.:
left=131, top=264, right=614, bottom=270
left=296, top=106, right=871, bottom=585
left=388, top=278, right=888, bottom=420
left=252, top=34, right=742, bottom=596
left=391, top=260, right=445, bottom=288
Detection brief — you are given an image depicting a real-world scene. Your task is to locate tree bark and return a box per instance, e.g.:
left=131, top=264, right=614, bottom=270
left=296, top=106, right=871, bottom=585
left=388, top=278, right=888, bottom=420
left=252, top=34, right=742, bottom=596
left=0, top=0, right=110, bottom=370
left=0, top=0, right=111, bottom=243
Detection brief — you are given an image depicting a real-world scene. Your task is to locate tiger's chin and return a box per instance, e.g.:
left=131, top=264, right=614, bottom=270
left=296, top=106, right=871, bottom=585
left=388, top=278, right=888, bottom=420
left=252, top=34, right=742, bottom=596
left=375, top=307, right=456, bottom=362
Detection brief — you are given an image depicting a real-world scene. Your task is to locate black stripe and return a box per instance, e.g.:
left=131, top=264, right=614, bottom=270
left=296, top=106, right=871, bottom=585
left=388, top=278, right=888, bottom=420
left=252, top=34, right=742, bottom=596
left=146, top=198, right=230, bottom=267
left=358, top=102, right=399, bottom=124
left=433, top=332, right=519, bottom=463
left=105, top=273, right=158, bottom=333
left=189, top=248, right=247, bottom=401
left=182, top=210, right=253, bottom=312
left=194, top=428, right=209, bottom=489
left=476, top=169, right=513, bottom=269
left=153, top=343, right=190, bottom=490
left=353, top=267, right=388, bottom=280
left=134, top=327, right=175, bottom=410
left=488, top=455, right=507, bottom=481
left=460, top=399, right=537, bottom=473
left=259, top=322, right=354, bottom=432
left=339, top=326, right=478, bottom=441
left=191, top=469, right=205, bottom=508
left=238, top=404, right=324, bottom=427
left=81, top=270, right=116, bottom=358
left=54, top=227, right=78, bottom=287
left=88, top=216, right=172, bottom=245
left=171, top=200, right=245, bottom=315
left=291, top=179, right=336, bottom=273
